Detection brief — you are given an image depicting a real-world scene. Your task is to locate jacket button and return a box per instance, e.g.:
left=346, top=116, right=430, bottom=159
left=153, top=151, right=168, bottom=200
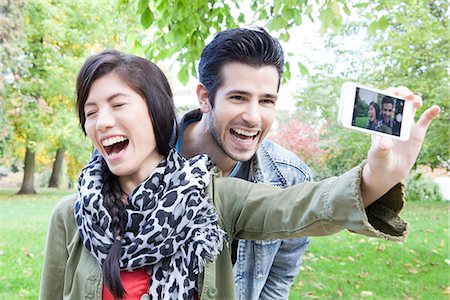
left=207, top=288, right=218, bottom=297
left=140, top=294, right=150, bottom=300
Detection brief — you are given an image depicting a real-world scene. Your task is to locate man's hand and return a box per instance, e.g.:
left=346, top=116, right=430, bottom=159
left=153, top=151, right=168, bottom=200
left=361, top=86, right=441, bottom=207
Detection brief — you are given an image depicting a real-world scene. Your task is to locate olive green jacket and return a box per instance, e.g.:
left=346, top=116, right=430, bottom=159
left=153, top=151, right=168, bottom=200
left=39, top=163, right=407, bottom=300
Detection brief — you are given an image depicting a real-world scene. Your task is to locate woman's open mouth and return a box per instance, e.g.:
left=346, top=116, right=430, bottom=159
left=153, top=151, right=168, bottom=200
left=102, top=136, right=129, bottom=157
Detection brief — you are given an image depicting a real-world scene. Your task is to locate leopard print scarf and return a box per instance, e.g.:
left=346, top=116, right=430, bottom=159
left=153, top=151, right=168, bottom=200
left=74, top=149, right=227, bottom=299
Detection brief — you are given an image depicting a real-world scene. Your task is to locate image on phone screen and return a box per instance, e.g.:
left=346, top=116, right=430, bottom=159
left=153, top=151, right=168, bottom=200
left=351, top=87, right=404, bottom=137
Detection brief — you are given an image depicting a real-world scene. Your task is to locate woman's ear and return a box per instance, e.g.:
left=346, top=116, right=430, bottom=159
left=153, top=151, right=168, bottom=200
left=196, top=83, right=212, bottom=113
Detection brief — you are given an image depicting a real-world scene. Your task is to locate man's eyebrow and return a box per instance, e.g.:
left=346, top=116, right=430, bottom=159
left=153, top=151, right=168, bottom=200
left=84, top=93, right=131, bottom=107
left=226, top=89, right=278, bottom=100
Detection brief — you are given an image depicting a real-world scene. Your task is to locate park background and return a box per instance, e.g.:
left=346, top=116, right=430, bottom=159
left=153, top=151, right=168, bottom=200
left=1, top=0, right=448, bottom=299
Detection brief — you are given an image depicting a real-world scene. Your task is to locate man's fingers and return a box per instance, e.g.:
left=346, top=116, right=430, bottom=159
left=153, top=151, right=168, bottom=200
left=370, top=135, right=393, bottom=159
left=413, top=94, right=423, bottom=108
left=417, top=105, right=441, bottom=129
left=384, top=86, right=422, bottom=108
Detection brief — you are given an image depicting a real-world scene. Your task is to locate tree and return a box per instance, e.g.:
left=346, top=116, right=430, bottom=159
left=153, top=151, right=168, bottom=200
left=17, top=147, right=36, bottom=194
left=121, top=0, right=351, bottom=83
left=48, top=147, right=64, bottom=188
left=0, top=0, right=25, bottom=164
left=268, top=116, right=323, bottom=164
left=358, top=0, right=449, bottom=168
left=3, top=0, right=141, bottom=193
left=296, top=0, right=448, bottom=177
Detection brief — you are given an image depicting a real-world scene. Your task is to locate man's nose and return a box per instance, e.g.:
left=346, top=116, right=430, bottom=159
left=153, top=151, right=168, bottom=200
left=242, top=101, right=261, bottom=126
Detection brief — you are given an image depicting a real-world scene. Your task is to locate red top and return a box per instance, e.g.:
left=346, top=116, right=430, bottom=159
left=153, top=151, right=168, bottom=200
left=102, top=269, right=150, bottom=300
left=102, top=269, right=200, bottom=299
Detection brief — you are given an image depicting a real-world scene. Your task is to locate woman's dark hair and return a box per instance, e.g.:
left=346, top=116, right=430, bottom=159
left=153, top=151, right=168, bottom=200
left=198, top=26, right=284, bottom=106
left=76, top=50, right=177, bottom=299
left=76, top=49, right=177, bottom=156
left=369, top=101, right=381, bottom=120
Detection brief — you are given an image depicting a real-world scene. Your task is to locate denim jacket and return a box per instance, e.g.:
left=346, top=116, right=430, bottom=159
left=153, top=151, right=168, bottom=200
left=178, top=109, right=313, bottom=300
left=234, top=139, right=312, bottom=300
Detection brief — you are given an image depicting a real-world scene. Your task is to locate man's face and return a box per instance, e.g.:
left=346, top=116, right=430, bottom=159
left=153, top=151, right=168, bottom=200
left=206, top=62, right=279, bottom=162
left=382, top=102, right=393, bottom=122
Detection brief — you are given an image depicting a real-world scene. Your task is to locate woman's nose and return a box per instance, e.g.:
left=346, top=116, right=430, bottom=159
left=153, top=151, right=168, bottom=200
left=95, top=110, right=115, bottom=131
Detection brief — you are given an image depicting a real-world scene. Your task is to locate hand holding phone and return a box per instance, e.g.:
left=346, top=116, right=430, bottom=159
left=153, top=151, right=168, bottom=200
left=337, top=83, right=440, bottom=206
left=338, top=82, right=414, bottom=140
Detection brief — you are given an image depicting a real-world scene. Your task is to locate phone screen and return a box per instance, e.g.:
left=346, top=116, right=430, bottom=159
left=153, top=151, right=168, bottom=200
left=351, top=87, right=405, bottom=137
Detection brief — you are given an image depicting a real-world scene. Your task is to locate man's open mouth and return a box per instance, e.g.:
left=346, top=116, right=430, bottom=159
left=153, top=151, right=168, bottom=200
left=230, top=128, right=259, bottom=141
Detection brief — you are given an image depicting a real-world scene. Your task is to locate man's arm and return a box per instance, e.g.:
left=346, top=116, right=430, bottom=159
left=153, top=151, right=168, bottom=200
left=361, top=87, right=440, bottom=206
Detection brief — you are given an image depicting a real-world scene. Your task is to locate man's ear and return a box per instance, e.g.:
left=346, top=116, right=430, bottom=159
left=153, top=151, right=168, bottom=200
left=196, top=83, right=212, bottom=113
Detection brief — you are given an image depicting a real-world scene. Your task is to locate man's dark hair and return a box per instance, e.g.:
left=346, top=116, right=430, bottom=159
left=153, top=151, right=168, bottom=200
left=381, top=96, right=394, bottom=106
left=198, top=26, right=284, bottom=106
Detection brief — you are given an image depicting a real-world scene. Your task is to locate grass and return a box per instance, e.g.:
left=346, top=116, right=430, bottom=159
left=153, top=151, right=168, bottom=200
left=289, top=201, right=449, bottom=299
left=0, top=189, right=74, bottom=300
left=0, top=189, right=448, bottom=299
left=355, top=116, right=369, bottom=128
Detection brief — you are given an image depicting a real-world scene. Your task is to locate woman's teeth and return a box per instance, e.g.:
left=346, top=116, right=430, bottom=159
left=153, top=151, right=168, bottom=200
left=102, top=136, right=128, bottom=147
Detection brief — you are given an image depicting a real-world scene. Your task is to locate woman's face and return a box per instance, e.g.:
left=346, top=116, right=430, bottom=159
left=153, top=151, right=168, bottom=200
left=368, top=105, right=377, bottom=122
left=83, top=73, right=163, bottom=191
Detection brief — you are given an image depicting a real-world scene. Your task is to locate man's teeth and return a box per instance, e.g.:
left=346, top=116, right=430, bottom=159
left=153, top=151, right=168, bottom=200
left=233, top=128, right=258, bottom=137
left=102, top=136, right=128, bottom=146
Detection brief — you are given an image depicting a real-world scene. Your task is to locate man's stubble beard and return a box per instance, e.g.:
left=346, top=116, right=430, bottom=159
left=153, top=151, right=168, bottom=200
left=207, top=111, right=243, bottom=162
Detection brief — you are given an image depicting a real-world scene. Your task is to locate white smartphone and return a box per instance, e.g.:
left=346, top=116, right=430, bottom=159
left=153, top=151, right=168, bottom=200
left=338, top=82, right=414, bottom=141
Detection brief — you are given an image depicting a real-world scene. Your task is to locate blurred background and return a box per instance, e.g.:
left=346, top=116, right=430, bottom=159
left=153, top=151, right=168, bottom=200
left=1, top=0, right=448, bottom=198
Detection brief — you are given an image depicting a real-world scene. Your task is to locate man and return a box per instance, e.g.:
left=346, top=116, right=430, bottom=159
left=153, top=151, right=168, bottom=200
left=176, top=27, right=311, bottom=299
left=381, top=96, right=395, bottom=134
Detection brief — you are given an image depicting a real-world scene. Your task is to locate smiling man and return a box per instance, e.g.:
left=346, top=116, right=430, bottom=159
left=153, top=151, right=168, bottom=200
left=176, top=27, right=312, bottom=300
left=381, top=96, right=395, bottom=134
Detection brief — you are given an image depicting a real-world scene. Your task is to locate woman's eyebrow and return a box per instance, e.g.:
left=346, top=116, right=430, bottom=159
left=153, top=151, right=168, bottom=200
left=84, top=93, right=131, bottom=107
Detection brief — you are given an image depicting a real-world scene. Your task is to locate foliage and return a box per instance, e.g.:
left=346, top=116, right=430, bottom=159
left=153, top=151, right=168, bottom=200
left=291, top=76, right=371, bottom=179
left=121, top=0, right=352, bottom=84
left=295, top=0, right=448, bottom=177
left=268, top=114, right=323, bottom=165
left=2, top=0, right=142, bottom=187
left=0, top=190, right=447, bottom=299
left=332, top=0, right=449, bottom=168
left=0, top=0, right=25, bottom=163
left=405, top=168, right=444, bottom=202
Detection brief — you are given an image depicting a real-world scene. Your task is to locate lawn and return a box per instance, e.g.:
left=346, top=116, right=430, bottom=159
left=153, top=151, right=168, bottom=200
left=0, top=189, right=448, bottom=299
left=354, top=116, right=369, bottom=128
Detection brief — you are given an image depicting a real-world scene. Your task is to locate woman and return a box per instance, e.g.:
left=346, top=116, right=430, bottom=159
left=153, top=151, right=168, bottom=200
left=39, top=50, right=417, bottom=300
left=366, top=101, right=382, bottom=131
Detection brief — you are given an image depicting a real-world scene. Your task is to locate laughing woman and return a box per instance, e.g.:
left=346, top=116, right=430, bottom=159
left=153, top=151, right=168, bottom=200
left=39, top=50, right=439, bottom=300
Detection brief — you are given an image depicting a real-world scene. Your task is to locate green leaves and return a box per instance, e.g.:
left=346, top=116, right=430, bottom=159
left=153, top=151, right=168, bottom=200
left=298, top=61, right=309, bottom=76
left=124, top=0, right=350, bottom=84
left=137, top=0, right=149, bottom=13
left=267, top=15, right=289, bottom=31
left=367, top=16, right=389, bottom=35
left=140, top=8, right=154, bottom=29
left=319, top=2, right=343, bottom=34
left=177, top=65, right=189, bottom=85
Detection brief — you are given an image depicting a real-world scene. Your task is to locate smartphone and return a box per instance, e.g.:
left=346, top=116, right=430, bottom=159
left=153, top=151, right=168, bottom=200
left=338, top=82, right=414, bottom=140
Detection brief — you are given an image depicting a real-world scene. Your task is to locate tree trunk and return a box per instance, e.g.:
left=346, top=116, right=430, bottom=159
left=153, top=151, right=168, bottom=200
left=17, top=147, right=37, bottom=194
left=48, top=147, right=64, bottom=188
